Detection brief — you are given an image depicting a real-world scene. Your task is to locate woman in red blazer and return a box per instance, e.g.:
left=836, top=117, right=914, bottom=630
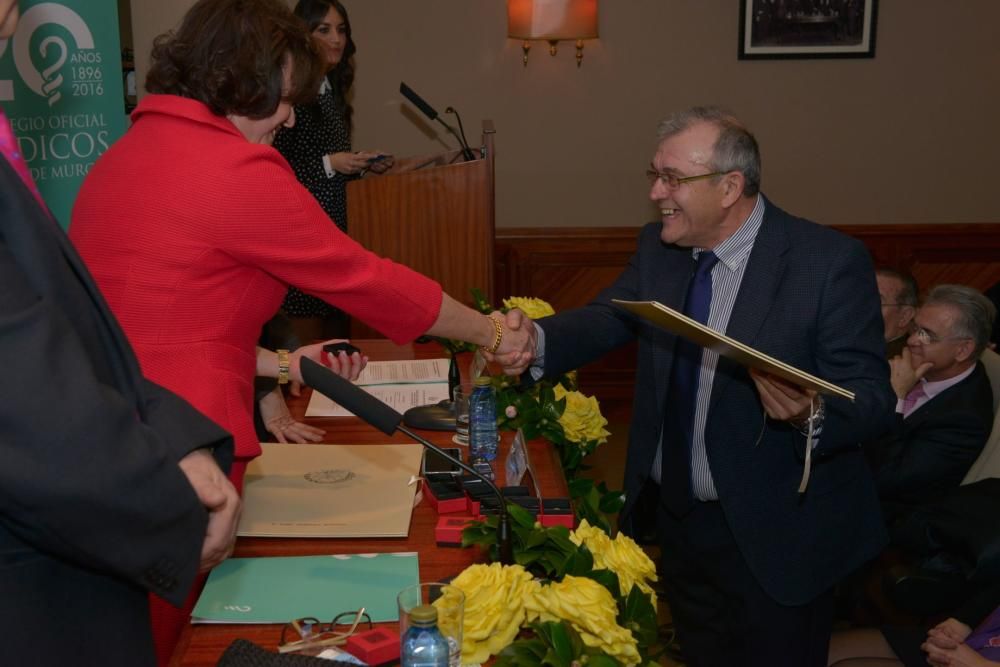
left=69, top=0, right=529, bottom=660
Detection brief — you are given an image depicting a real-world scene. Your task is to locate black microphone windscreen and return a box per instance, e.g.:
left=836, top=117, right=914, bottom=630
left=399, top=82, right=438, bottom=121
left=301, top=358, right=402, bottom=436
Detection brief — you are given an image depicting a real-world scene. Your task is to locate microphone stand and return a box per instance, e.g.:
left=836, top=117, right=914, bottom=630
left=399, top=82, right=475, bottom=162
left=444, top=107, right=476, bottom=162
left=397, top=423, right=513, bottom=566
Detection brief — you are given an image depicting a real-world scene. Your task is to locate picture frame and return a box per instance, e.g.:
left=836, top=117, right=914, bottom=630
left=738, top=0, right=878, bottom=60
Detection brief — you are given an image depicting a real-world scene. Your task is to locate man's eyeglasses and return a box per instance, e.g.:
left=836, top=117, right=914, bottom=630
left=278, top=608, right=372, bottom=654
left=909, top=324, right=971, bottom=346
left=645, top=168, right=722, bottom=189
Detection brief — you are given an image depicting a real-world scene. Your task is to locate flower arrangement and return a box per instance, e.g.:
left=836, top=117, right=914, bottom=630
left=453, top=514, right=660, bottom=666
left=432, top=291, right=662, bottom=664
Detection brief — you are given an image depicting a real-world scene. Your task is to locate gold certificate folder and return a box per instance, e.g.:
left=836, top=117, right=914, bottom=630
left=612, top=299, right=855, bottom=401
left=238, top=443, right=424, bottom=538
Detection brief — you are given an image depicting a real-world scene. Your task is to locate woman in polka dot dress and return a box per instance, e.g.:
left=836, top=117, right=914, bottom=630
left=273, top=0, right=392, bottom=337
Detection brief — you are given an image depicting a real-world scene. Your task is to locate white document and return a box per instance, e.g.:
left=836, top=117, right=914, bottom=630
left=306, top=383, right=451, bottom=417
left=356, top=359, right=450, bottom=385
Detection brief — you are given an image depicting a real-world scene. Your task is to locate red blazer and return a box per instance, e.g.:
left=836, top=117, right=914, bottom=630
left=70, top=95, right=442, bottom=471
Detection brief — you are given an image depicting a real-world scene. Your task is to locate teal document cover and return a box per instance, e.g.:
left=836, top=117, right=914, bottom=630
left=192, top=552, right=419, bottom=623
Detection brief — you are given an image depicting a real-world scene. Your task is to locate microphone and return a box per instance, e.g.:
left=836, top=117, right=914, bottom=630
left=399, top=82, right=476, bottom=162
left=399, top=82, right=439, bottom=121
left=301, top=358, right=513, bottom=565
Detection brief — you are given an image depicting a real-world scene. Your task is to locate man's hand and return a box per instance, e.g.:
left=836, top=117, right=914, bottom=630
left=484, top=308, right=537, bottom=376
left=178, top=449, right=241, bottom=572
left=749, top=369, right=817, bottom=422
left=889, top=347, right=933, bottom=398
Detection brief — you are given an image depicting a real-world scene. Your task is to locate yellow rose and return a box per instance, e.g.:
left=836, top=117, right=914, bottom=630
left=502, top=296, right=555, bottom=320
left=553, top=384, right=610, bottom=445
left=442, top=562, right=541, bottom=664
left=570, top=520, right=659, bottom=607
left=525, top=575, right=640, bottom=666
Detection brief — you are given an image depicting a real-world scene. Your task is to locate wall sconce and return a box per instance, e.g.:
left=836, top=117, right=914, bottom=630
left=507, top=0, right=598, bottom=68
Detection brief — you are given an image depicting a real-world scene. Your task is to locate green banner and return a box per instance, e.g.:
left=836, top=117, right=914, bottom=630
left=0, top=0, right=127, bottom=228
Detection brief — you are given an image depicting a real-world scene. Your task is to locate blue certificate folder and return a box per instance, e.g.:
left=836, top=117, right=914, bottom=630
left=192, top=552, right=419, bottom=623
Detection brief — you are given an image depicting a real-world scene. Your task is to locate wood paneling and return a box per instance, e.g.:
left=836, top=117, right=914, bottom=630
left=348, top=125, right=496, bottom=338
left=837, top=224, right=1000, bottom=295
left=495, top=223, right=1000, bottom=400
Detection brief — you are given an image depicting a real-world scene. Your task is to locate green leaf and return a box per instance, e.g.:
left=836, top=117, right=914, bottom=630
left=546, top=623, right=574, bottom=663
left=496, top=639, right=548, bottom=665
left=508, top=502, right=538, bottom=529
left=598, top=489, right=627, bottom=514
left=562, top=547, right=595, bottom=577
left=619, top=587, right=659, bottom=652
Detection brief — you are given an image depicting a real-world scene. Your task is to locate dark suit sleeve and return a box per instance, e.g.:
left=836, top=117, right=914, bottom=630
left=809, top=237, right=896, bottom=452
left=538, top=230, right=648, bottom=376
left=0, top=235, right=230, bottom=605
left=874, top=407, right=989, bottom=501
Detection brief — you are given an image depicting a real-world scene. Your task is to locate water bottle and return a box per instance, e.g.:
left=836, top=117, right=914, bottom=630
left=469, top=376, right=498, bottom=465
left=400, top=604, right=450, bottom=667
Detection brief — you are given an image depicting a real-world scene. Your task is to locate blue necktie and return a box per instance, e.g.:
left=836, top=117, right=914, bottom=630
left=662, top=250, right=718, bottom=516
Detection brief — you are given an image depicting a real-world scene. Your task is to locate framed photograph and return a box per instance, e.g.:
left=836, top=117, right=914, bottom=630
left=739, top=0, right=878, bottom=60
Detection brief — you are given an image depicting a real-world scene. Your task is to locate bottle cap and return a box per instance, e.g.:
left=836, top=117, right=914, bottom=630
left=474, top=376, right=492, bottom=387
left=408, top=604, right=439, bottom=626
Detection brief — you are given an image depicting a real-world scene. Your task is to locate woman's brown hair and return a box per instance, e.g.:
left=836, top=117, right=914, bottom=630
left=146, top=0, right=325, bottom=119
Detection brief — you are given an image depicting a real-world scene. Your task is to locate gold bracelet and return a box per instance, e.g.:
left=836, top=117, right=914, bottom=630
left=277, top=349, right=290, bottom=385
left=483, top=317, right=503, bottom=353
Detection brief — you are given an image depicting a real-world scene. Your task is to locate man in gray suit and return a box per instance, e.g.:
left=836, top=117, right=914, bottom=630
left=0, top=2, right=240, bottom=664
left=493, top=107, right=895, bottom=666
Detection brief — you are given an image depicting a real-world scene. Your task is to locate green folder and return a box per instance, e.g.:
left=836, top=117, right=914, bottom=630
left=192, top=552, right=419, bottom=623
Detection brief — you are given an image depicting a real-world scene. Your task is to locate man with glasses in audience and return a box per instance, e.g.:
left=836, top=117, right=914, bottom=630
left=491, top=106, right=895, bottom=667
left=876, top=267, right=919, bottom=358
left=866, top=284, right=995, bottom=525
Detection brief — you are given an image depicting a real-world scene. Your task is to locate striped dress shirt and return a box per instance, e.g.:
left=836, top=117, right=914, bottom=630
left=652, top=194, right=765, bottom=499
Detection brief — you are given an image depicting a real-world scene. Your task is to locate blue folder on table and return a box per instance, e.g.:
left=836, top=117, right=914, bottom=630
left=192, top=552, right=419, bottom=623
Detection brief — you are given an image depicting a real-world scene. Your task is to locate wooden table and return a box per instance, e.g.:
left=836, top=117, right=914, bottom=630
left=170, top=340, right=569, bottom=666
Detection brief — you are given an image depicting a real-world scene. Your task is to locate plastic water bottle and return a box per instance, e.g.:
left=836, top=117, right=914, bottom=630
left=469, top=376, right=498, bottom=465
left=400, top=604, right=449, bottom=667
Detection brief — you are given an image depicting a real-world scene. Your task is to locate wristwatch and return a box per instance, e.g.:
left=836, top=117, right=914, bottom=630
left=277, top=349, right=290, bottom=385
left=792, top=395, right=825, bottom=435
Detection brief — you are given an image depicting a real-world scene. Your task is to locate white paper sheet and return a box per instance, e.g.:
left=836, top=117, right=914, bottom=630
left=306, top=382, right=451, bottom=417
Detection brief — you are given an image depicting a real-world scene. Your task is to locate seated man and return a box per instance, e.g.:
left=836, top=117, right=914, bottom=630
left=876, top=267, right=919, bottom=358
left=867, top=284, right=995, bottom=526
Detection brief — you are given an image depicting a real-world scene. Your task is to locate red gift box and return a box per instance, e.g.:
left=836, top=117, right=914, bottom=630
left=424, top=482, right=467, bottom=514
left=343, top=626, right=399, bottom=665
left=435, top=515, right=476, bottom=547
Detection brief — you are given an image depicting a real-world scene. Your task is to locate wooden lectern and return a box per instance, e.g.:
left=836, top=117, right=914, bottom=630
left=346, top=121, right=496, bottom=338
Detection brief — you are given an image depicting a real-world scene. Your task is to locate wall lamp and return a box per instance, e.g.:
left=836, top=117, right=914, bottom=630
left=507, top=0, right=598, bottom=68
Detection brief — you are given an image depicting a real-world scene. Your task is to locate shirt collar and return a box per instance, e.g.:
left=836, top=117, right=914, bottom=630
left=693, top=193, right=765, bottom=270
left=919, top=362, right=976, bottom=400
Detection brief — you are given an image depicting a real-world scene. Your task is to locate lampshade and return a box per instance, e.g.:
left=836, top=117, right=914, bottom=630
left=507, top=0, right=598, bottom=41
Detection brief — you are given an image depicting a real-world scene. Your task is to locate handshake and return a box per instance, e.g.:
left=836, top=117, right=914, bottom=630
left=486, top=308, right=539, bottom=376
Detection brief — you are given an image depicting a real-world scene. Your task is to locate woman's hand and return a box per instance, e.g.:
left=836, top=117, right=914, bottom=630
left=360, top=150, right=394, bottom=175
left=931, top=618, right=974, bottom=643
left=290, top=339, right=367, bottom=384
left=328, top=151, right=373, bottom=175
left=922, top=631, right=996, bottom=667
left=259, top=385, right=325, bottom=444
